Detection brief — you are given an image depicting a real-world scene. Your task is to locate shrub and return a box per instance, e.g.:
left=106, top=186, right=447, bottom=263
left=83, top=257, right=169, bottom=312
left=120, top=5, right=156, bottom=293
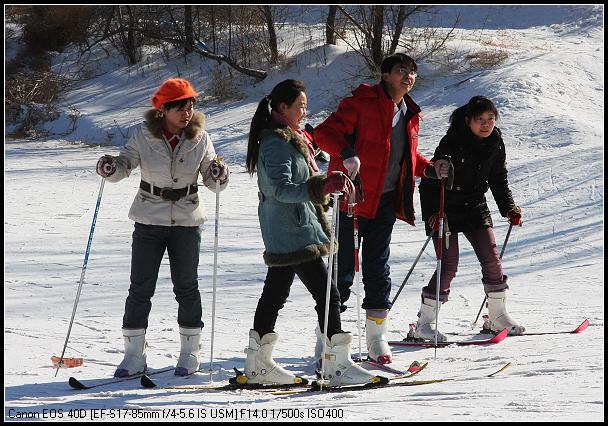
left=22, top=5, right=96, bottom=54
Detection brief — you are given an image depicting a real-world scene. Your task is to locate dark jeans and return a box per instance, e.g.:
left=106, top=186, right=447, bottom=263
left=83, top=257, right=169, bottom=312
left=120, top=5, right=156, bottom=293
left=253, top=257, right=343, bottom=338
left=123, top=222, right=203, bottom=329
left=337, top=191, right=397, bottom=310
left=422, top=227, right=509, bottom=302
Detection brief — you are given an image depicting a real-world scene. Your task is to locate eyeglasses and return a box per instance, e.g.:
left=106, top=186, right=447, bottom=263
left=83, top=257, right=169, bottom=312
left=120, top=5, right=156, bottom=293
left=396, top=68, right=418, bottom=78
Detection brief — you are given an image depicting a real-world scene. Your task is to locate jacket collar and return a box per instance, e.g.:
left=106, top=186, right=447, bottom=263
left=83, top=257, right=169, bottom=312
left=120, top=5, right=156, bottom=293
left=143, top=109, right=206, bottom=141
left=352, top=82, right=421, bottom=116
left=260, top=124, right=317, bottom=175
left=379, top=80, right=421, bottom=116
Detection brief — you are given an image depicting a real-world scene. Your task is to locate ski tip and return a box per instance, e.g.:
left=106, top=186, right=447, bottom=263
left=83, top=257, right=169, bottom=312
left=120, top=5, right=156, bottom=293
left=487, top=361, right=512, bottom=377
left=407, top=360, right=429, bottom=373
left=573, top=319, right=590, bottom=333
left=140, top=374, right=157, bottom=388
left=68, top=377, right=86, bottom=390
left=491, top=328, right=509, bottom=343
left=414, top=361, right=430, bottom=373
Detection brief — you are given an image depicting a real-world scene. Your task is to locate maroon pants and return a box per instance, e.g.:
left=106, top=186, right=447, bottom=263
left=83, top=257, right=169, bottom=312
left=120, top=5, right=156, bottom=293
left=422, top=227, right=508, bottom=302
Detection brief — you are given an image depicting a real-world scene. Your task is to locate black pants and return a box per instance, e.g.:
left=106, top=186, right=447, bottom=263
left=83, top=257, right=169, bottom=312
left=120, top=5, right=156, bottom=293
left=253, top=257, right=343, bottom=338
left=123, top=222, right=203, bottom=329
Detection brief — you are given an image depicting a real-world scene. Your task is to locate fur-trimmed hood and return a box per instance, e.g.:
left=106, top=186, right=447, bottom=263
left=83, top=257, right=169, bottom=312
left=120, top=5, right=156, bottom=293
left=143, top=109, right=206, bottom=140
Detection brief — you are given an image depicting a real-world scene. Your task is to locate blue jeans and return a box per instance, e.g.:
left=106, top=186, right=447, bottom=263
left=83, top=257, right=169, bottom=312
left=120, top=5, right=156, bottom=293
left=123, top=223, right=203, bottom=329
left=337, top=191, right=397, bottom=310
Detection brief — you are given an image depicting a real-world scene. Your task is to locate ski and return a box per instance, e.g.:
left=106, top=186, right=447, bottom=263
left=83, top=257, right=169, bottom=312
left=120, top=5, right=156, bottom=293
left=140, top=367, right=224, bottom=389
left=140, top=378, right=309, bottom=392
left=140, top=368, right=214, bottom=390
left=388, top=327, right=508, bottom=348
left=484, top=319, right=589, bottom=336
left=391, top=361, right=429, bottom=379
left=270, top=362, right=511, bottom=395
left=364, top=360, right=419, bottom=376
left=140, top=381, right=311, bottom=392
left=365, top=360, right=428, bottom=378
left=136, top=364, right=427, bottom=393
left=140, top=368, right=310, bottom=391
left=352, top=358, right=426, bottom=376
left=68, top=366, right=175, bottom=390
left=252, top=361, right=428, bottom=396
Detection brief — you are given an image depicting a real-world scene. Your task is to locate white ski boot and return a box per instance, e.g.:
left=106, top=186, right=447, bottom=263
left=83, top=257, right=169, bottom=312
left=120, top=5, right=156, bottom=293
left=319, top=332, right=387, bottom=387
left=175, top=326, right=202, bottom=376
left=241, top=330, right=305, bottom=385
left=114, top=328, right=147, bottom=377
left=365, top=311, right=392, bottom=364
left=486, top=291, right=525, bottom=335
left=413, top=297, right=447, bottom=342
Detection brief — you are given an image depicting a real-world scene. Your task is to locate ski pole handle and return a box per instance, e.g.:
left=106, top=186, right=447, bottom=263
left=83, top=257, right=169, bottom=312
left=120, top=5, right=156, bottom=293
left=102, top=163, right=114, bottom=175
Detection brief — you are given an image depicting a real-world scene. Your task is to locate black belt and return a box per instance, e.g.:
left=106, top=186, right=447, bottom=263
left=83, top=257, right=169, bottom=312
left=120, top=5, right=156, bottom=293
left=139, top=180, right=198, bottom=201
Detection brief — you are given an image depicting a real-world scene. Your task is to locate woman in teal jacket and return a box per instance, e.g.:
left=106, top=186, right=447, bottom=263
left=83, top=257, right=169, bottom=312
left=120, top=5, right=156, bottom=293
left=240, top=79, right=383, bottom=388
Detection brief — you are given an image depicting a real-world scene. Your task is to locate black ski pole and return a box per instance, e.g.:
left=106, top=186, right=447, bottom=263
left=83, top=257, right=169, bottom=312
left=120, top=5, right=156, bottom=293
left=389, top=233, right=434, bottom=310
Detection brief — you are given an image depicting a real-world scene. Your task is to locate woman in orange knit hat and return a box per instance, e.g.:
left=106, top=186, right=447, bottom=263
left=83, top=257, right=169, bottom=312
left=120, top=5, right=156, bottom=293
left=96, top=77, right=229, bottom=378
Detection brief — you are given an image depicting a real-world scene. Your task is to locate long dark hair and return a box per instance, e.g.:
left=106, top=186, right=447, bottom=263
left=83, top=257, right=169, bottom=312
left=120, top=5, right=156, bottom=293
left=246, top=79, right=306, bottom=175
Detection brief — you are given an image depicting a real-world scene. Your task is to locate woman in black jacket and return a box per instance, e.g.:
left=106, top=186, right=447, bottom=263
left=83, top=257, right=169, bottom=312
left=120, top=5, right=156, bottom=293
left=414, top=96, right=524, bottom=340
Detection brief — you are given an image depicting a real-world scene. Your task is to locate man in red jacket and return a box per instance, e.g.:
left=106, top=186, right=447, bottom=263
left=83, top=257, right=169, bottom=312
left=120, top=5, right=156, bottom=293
left=314, top=53, right=449, bottom=364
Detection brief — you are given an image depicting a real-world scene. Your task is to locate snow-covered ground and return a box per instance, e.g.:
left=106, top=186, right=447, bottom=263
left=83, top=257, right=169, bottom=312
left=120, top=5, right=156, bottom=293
left=4, top=5, right=604, bottom=421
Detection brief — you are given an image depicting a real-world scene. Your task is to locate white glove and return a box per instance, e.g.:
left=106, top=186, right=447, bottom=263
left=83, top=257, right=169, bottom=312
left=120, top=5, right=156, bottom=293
left=342, top=156, right=361, bottom=180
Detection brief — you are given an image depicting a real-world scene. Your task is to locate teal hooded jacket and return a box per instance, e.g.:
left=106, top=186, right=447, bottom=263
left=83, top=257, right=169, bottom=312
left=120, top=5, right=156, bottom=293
left=256, top=126, right=335, bottom=267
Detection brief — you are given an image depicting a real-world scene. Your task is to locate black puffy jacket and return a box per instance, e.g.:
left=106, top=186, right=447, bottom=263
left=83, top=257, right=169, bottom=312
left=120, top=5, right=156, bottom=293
left=419, top=124, right=516, bottom=235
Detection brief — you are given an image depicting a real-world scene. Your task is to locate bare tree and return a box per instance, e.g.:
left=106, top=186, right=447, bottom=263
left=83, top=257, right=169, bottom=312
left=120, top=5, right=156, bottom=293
left=333, top=5, right=455, bottom=73
left=326, top=5, right=338, bottom=45
left=77, top=5, right=268, bottom=80
left=370, top=6, right=384, bottom=67
left=116, top=6, right=141, bottom=65
left=184, top=5, right=194, bottom=54
left=260, top=6, right=279, bottom=64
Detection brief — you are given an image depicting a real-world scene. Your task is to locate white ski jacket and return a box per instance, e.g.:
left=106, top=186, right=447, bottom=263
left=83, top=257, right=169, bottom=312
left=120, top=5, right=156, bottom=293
left=105, top=110, right=228, bottom=226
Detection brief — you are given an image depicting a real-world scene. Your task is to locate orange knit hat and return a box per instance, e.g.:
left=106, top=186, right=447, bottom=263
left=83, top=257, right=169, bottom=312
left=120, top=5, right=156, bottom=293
left=151, top=78, right=198, bottom=109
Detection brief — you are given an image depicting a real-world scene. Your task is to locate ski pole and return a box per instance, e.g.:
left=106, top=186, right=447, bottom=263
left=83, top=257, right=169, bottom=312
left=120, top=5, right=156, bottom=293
left=471, top=223, right=514, bottom=329
left=333, top=197, right=340, bottom=310
left=347, top=188, right=363, bottom=361
left=55, top=177, right=106, bottom=376
left=209, top=176, right=221, bottom=381
left=389, top=232, right=434, bottom=310
left=434, top=178, right=446, bottom=360
left=319, top=190, right=341, bottom=388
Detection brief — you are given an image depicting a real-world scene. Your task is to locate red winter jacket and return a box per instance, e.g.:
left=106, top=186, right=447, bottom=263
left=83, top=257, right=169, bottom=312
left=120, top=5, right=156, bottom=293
left=314, top=83, right=431, bottom=224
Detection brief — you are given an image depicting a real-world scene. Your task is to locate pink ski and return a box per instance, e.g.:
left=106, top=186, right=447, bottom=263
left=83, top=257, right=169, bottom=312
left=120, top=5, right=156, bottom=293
left=389, top=328, right=508, bottom=348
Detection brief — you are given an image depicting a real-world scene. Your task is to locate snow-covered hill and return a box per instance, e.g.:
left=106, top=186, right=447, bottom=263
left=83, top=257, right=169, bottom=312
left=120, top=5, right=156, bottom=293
left=4, top=5, right=604, bottom=421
